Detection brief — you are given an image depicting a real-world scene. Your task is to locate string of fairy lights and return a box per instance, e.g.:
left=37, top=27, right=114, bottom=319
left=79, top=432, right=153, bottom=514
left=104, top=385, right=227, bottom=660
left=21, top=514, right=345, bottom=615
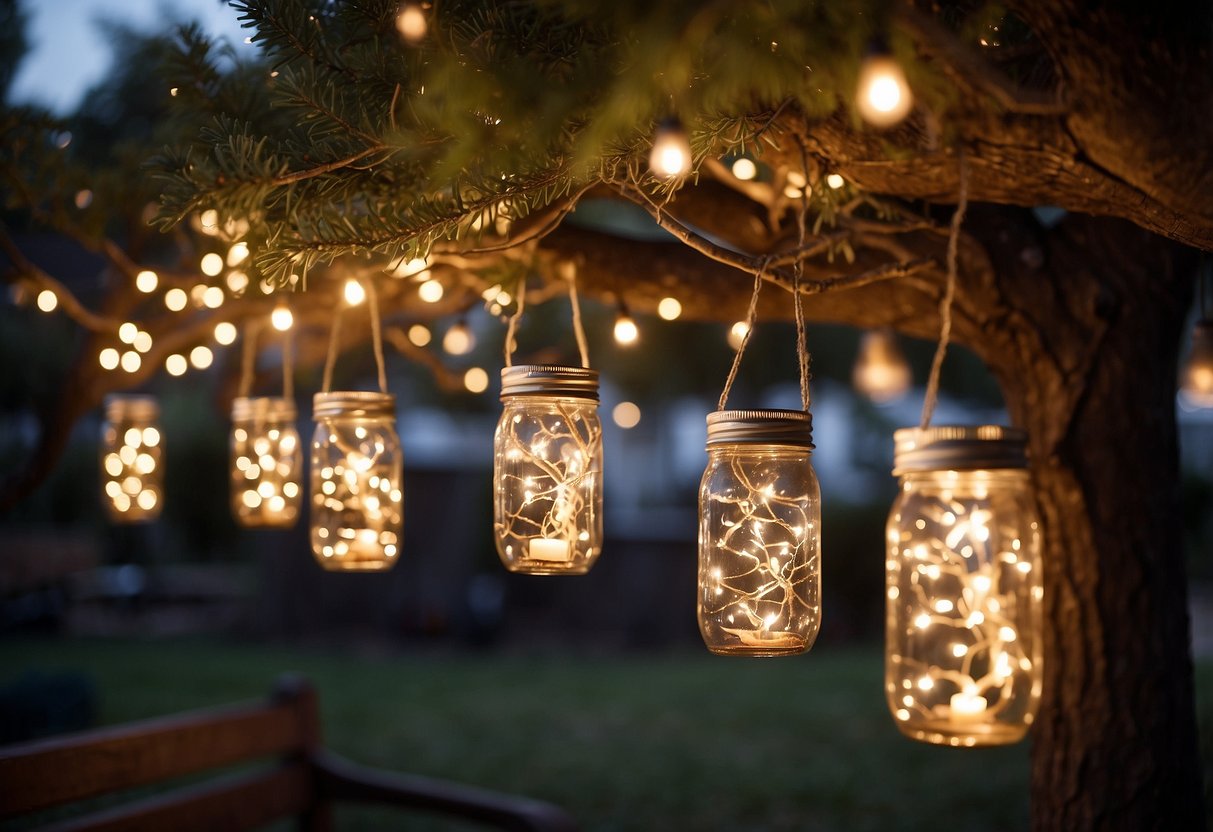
left=18, top=2, right=1206, bottom=749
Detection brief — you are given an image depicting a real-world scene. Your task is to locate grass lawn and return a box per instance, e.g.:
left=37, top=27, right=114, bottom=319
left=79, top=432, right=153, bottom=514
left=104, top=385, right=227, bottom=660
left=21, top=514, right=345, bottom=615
left=1, top=637, right=1209, bottom=831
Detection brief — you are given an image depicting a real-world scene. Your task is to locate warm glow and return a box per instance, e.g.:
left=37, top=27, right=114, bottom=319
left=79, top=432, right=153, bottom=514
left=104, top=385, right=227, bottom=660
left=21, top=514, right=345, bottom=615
left=231, top=397, right=301, bottom=528
left=165, top=288, right=188, bottom=311
left=99, top=348, right=120, bottom=371
left=132, top=331, right=153, bottom=354
left=649, top=120, right=692, bottom=179
left=395, top=2, right=427, bottom=44
left=727, top=321, right=750, bottom=350
left=200, top=253, right=224, bottom=277
left=463, top=366, right=489, bottom=393
left=391, top=257, right=429, bottom=278
left=227, top=242, right=250, bottom=267
left=102, top=397, right=163, bottom=522
left=613, top=315, right=639, bottom=346
left=826, top=173, right=845, bottom=189
left=271, top=306, right=294, bottom=332
left=343, top=279, right=367, bottom=306
left=443, top=322, right=474, bottom=355
left=165, top=354, right=188, bottom=376
left=612, top=401, right=641, bottom=429
left=407, top=324, right=431, bottom=347
left=418, top=279, right=444, bottom=303
left=118, top=322, right=138, bottom=344
left=856, top=53, right=913, bottom=127
left=214, top=322, right=237, bottom=345
left=198, top=209, right=220, bottom=234
left=120, top=351, right=141, bottom=373
left=135, top=270, right=158, bottom=293
left=190, top=345, right=214, bottom=369
left=1181, top=321, right=1213, bottom=407
left=731, top=158, right=757, bottom=180
left=36, top=289, right=58, bottom=312
left=202, top=286, right=225, bottom=309
left=657, top=297, right=682, bottom=320
left=853, top=330, right=912, bottom=403
left=226, top=270, right=249, bottom=293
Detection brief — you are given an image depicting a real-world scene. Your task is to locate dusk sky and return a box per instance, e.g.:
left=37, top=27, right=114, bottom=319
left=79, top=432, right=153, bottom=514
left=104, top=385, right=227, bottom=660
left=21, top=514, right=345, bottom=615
left=9, top=0, right=249, bottom=114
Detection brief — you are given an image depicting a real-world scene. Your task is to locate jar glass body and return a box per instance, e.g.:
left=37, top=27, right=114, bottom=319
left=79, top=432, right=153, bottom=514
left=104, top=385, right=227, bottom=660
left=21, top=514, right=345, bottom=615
left=310, top=402, right=403, bottom=571
left=101, top=397, right=163, bottom=522
left=493, top=394, right=602, bottom=574
left=231, top=397, right=302, bottom=528
left=698, top=445, right=821, bottom=656
left=885, top=468, right=1043, bottom=746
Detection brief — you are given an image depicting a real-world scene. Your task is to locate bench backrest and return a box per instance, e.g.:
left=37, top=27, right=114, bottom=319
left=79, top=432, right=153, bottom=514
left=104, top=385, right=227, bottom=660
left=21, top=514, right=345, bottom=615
left=0, top=676, right=322, bottom=831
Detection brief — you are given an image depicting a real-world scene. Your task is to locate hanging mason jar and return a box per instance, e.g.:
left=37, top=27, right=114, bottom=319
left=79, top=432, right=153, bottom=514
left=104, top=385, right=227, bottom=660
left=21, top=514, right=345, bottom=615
left=310, top=391, right=403, bottom=571
left=885, top=425, right=1043, bottom=746
left=231, top=396, right=302, bottom=528
left=493, top=365, right=603, bottom=575
left=698, top=410, right=821, bottom=656
left=100, top=395, right=163, bottom=522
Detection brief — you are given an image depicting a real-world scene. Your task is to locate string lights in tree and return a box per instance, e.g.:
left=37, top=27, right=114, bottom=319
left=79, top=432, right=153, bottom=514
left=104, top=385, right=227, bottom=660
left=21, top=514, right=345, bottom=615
left=395, top=1, right=427, bottom=45
left=648, top=117, right=692, bottom=179
left=855, top=41, right=913, bottom=128
left=612, top=300, right=639, bottom=346
left=493, top=271, right=603, bottom=574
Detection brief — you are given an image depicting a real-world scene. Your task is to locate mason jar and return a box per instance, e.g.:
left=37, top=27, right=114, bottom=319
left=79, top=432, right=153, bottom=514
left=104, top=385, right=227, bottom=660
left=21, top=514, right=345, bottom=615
left=101, top=395, right=163, bottom=522
left=231, top=396, right=302, bottom=528
left=493, top=365, right=602, bottom=575
left=310, top=391, right=403, bottom=571
left=886, top=425, right=1043, bottom=746
left=698, top=409, right=821, bottom=656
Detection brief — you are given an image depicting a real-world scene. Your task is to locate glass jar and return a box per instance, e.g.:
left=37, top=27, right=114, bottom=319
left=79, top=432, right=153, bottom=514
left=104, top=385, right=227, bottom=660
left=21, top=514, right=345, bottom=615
left=698, top=409, right=821, bottom=656
left=886, top=425, right=1043, bottom=746
left=100, top=395, right=163, bottom=522
left=310, top=391, right=403, bottom=571
left=231, top=396, right=302, bottom=528
left=493, top=365, right=602, bottom=575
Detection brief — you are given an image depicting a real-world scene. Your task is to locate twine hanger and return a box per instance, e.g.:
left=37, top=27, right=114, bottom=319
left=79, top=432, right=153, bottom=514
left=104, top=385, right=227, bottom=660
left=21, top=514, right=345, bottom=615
left=503, top=262, right=591, bottom=369
left=321, top=279, right=388, bottom=394
left=237, top=316, right=294, bottom=401
left=918, top=152, right=970, bottom=430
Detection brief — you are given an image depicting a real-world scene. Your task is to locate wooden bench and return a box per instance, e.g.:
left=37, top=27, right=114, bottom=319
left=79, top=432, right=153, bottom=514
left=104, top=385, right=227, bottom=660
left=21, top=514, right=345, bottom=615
left=0, top=675, right=579, bottom=831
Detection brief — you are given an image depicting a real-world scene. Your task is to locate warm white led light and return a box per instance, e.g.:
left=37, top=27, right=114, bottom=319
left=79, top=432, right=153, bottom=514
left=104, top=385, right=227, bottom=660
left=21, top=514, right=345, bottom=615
left=464, top=367, right=489, bottom=393
left=612, top=401, right=641, bottom=429
left=200, top=253, right=224, bottom=277
left=649, top=119, right=692, bottom=179
left=271, top=306, right=294, bottom=332
left=343, top=279, right=366, bottom=306
left=856, top=53, right=913, bottom=128
left=613, top=316, right=639, bottom=346
left=165, top=288, right=188, bottom=311
left=731, top=158, right=757, bottom=180
left=407, top=324, right=431, bottom=347
left=214, top=322, right=237, bottom=345
left=657, top=297, right=682, bottom=321
left=418, top=279, right=444, bottom=303
left=36, top=290, right=58, bottom=312
left=135, top=270, right=159, bottom=293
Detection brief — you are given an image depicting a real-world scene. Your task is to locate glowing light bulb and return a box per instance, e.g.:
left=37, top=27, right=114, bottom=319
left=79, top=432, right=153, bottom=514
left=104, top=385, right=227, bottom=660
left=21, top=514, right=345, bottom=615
left=856, top=50, right=913, bottom=128
left=118, top=322, right=138, bottom=344
left=165, top=288, right=188, bottom=311
left=189, top=345, right=213, bottom=369
left=135, top=270, right=158, bottom=293
left=657, top=297, right=682, bottom=320
left=198, top=209, right=219, bottom=235
left=271, top=305, right=293, bottom=332
left=36, top=290, right=57, bottom=312
left=214, top=322, right=237, bottom=345
left=165, top=354, right=187, bottom=376
left=853, top=329, right=912, bottom=403
left=463, top=366, right=489, bottom=393
left=727, top=321, right=750, bottom=350
left=613, top=315, right=639, bottom=346
left=395, top=1, right=427, bottom=44
left=407, top=324, right=431, bottom=347
left=731, top=158, right=757, bottom=180
left=226, top=271, right=249, bottom=294
left=227, top=242, right=249, bottom=267
left=443, top=322, right=474, bottom=355
left=200, top=253, right=224, bottom=276
left=202, top=286, right=225, bottom=308
left=826, top=173, right=845, bottom=190
left=120, top=351, right=141, bottom=373
left=612, top=401, right=641, bottom=429
left=418, top=279, right=444, bottom=303
left=1181, top=320, right=1213, bottom=408
left=132, top=331, right=153, bottom=354
left=344, top=279, right=366, bottom=306
left=99, top=348, right=120, bottom=370
left=649, top=118, right=692, bottom=179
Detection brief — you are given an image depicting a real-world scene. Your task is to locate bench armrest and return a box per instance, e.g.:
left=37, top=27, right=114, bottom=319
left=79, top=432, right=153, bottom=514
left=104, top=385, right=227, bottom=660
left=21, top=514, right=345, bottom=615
left=310, top=750, right=579, bottom=832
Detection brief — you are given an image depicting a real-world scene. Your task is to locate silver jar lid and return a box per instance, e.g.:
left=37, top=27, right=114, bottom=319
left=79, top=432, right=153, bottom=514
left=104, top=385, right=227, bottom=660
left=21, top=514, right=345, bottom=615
left=892, top=425, right=1028, bottom=475
left=705, top=409, right=814, bottom=448
left=105, top=394, right=159, bottom=422
left=232, top=396, right=296, bottom=423
left=313, top=391, right=396, bottom=419
left=500, top=365, right=599, bottom=401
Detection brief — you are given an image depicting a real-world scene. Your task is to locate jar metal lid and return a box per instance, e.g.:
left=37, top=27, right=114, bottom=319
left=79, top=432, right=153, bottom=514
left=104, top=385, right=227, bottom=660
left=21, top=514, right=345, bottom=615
left=500, top=365, right=599, bottom=401
left=105, top=394, right=159, bottom=422
left=892, top=425, right=1028, bottom=475
left=706, top=409, right=814, bottom=448
left=313, top=391, right=396, bottom=419
left=232, top=396, right=297, bottom=423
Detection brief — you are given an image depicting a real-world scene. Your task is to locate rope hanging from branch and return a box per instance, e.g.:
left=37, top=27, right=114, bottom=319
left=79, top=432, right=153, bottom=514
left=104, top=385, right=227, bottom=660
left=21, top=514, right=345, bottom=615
left=502, top=262, right=591, bottom=369
left=322, top=280, right=388, bottom=394
left=237, top=317, right=294, bottom=401
left=919, top=153, right=970, bottom=430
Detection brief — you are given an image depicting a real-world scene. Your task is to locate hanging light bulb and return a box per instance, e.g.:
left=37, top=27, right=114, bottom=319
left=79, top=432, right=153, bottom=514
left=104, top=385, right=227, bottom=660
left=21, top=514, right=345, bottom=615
left=271, top=304, right=294, bottom=332
left=856, top=42, right=913, bottom=128
left=698, top=410, right=821, bottom=656
left=853, top=329, right=912, bottom=403
left=727, top=321, right=750, bottom=350
left=231, top=397, right=302, bottom=528
left=443, top=320, right=475, bottom=355
left=613, top=301, right=639, bottom=346
left=649, top=117, right=692, bottom=179
left=886, top=426, right=1043, bottom=746
left=343, top=278, right=366, bottom=306
left=494, top=366, right=603, bottom=575
left=311, top=392, right=403, bottom=571
left=1181, top=320, right=1213, bottom=407
left=395, top=1, right=427, bottom=44
left=101, top=396, right=164, bottom=523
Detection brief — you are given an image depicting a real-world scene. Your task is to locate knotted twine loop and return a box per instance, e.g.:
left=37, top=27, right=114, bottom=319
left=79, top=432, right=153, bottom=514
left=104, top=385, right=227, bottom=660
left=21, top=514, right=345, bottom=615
left=321, top=279, right=388, bottom=394
left=503, top=262, right=591, bottom=369
left=919, top=152, right=970, bottom=430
